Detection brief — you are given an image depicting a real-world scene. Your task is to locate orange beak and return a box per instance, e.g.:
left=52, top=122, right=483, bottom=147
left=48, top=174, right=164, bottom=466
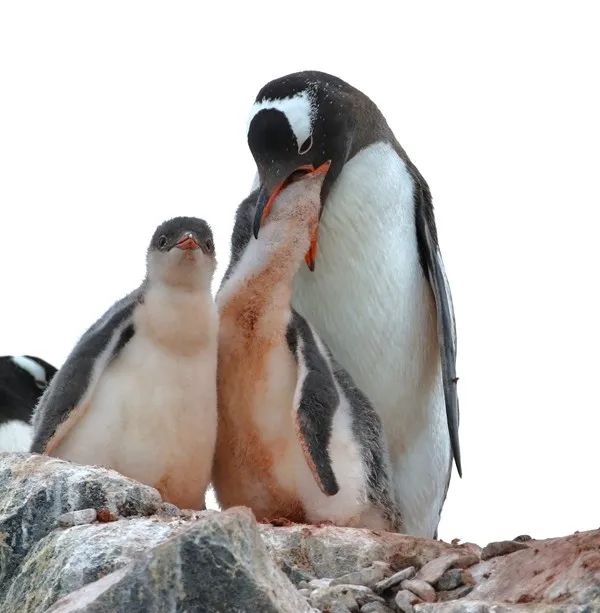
left=175, top=234, right=200, bottom=250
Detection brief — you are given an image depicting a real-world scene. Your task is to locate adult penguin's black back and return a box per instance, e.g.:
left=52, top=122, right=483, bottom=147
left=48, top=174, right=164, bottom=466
left=225, top=71, right=460, bottom=537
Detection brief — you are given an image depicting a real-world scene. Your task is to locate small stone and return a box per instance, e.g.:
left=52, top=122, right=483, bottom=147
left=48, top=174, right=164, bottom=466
left=400, top=578, right=436, bottom=603
left=373, top=566, right=415, bottom=593
left=157, top=502, right=181, bottom=517
left=331, top=562, right=391, bottom=588
left=330, top=603, right=353, bottom=613
left=434, top=569, right=465, bottom=591
left=417, top=553, right=479, bottom=584
left=310, top=585, right=359, bottom=612
left=513, top=534, right=533, bottom=542
left=96, top=507, right=118, bottom=523
left=437, top=584, right=474, bottom=602
left=481, top=540, right=528, bottom=561
left=360, top=602, right=395, bottom=613
left=57, top=508, right=97, bottom=527
left=298, top=588, right=312, bottom=597
left=308, top=577, right=334, bottom=589
left=394, top=589, right=416, bottom=613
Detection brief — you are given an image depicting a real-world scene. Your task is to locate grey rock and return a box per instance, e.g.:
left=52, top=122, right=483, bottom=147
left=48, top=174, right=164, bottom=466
left=435, top=569, right=466, bottom=591
left=360, top=602, right=395, bottom=613
left=0, top=453, right=161, bottom=590
left=298, top=588, right=312, bottom=597
left=260, top=523, right=457, bottom=579
left=57, top=509, right=97, bottom=527
left=512, top=534, right=532, bottom=543
left=330, top=603, right=354, bottom=613
left=310, top=584, right=382, bottom=612
left=46, top=508, right=314, bottom=613
left=394, top=589, right=417, bottom=613
left=415, top=604, right=590, bottom=612
left=2, top=517, right=179, bottom=613
left=436, top=584, right=474, bottom=602
left=280, top=560, right=314, bottom=586
left=331, top=561, right=391, bottom=588
left=417, top=553, right=479, bottom=584
left=480, top=540, right=528, bottom=561
left=156, top=501, right=180, bottom=517
left=373, top=566, right=415, bottom=593
left=308, top=577, right=334, bottom=589
left=400, top=578, right=436, bottom=602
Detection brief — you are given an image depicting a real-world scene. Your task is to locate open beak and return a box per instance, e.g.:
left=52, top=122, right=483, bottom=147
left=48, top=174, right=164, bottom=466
left=175, top=233, right=200, bottom=250
left=253, top=161, right=331, bottom=271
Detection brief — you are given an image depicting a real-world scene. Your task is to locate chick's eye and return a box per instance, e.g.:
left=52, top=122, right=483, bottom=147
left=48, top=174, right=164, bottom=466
left=158, top=235, right=167, bottom=249
left=205, top=239, right=214, bottom=253
left=299, top=134, right=313, bottom=155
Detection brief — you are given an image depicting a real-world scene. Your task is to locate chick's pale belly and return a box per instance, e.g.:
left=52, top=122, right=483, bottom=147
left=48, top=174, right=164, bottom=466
left=53, top=337, right=217, bottom=509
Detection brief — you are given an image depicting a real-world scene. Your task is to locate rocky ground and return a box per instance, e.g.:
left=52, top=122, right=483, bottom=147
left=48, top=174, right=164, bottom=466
left=1, top=453, right=598, bottom=612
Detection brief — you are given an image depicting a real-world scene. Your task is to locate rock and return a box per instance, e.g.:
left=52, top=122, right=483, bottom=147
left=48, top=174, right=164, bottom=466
left=360, top=602, right=395, bottom=613
left=0, top=453, right=161, bottom=590
left=436, top=584, right=474, bottom=602
left=330, top=603, right=353, bottom=613
left=45, top=508, right=313, bottom=613
left=57, top=509, right=97, bottom=527
left=310, top=584, right=383, bottom=612
left=308, top=577, right=334, bottom=589
left=480, top=540, right=529, bottom=561
left=400, top=578, right=436, bottom=602
left=373, top=566, right=416, bottom=593
left=394, top=589, right=417, bottom=612
left=298, top=588, right=312, bottom=597
left=2, top=517, right=180, bottom=612
left=260, top=523, right=466, bottom=579
left=156, top=502, right=180, bottom=518
left=435, top=569, right=466, bottom=591
left=513, top=534, right=533, bottom=543
left=331, top=561, right=391, bottom=588
left=417, top=553, right=479, bottom=584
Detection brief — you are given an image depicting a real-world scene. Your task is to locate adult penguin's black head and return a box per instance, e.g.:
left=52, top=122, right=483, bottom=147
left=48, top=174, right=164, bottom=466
left=247, top=71, right=369, bottom=267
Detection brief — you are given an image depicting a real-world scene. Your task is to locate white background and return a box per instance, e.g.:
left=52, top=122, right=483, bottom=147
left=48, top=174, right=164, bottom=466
left=1, top=2, right=598, bottom=544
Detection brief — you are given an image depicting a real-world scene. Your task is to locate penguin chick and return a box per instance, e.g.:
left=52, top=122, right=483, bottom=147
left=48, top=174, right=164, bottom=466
left=31, top=217, right=218, bottom=509
left=215, top=168, right=403, bottom=531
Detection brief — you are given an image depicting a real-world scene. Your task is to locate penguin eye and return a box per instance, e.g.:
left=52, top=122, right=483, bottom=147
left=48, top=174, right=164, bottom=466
left=298, top=134, right=313, bottom=155
left=205, top=238, right=214, bottom=254
left=158, top=235, right=167, bottom=250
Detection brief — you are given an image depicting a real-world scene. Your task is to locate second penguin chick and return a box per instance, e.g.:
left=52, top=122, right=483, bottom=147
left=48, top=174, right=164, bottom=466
left=31, top=217, right=218, bottom=510
left=215, top=166, right=403, bottom=531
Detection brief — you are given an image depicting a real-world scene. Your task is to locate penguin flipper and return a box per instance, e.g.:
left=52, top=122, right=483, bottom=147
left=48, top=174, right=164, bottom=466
left=415, top=183, right=462, bottom=477
left=287, top=311, right=340, bottom=497
left=30, top=289, right=141, bottom=454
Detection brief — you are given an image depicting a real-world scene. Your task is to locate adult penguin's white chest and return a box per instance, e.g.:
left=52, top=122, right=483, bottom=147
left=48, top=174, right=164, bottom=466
left=292, top=141, right=450, bottom=536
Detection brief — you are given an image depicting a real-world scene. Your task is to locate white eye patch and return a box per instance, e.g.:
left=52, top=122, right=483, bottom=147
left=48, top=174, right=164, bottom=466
left=12, top=355, right=47, bottom=385
left=248, top=90, right=315, bottom=153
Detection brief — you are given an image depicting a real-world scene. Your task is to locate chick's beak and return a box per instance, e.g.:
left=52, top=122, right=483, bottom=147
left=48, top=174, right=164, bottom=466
left=252, top=161, right=331, bottom=240
left=175, top=233, right=200, bottom=250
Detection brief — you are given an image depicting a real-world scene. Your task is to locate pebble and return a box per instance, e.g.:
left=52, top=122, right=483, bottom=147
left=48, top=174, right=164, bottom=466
left=394, top=589, right=416, bottom=613
left=513, top=534, right=533, bottom=543
left=373, top=566, right=415, bottom=593
left=400, top=578, right=436, bottom=603
left=307, top=577, right=334, bottom=589
left=57, top=508, right=97, bottom=527
left=417, top=553, right=479, bottom=584
left=435, top=568, right=465, bottom=591
left=360, top=602, right=395, bottom=613
left=157, top=502, right=181, bottom=517
left=481, top=540, right=528, bottom=561
left=437, top=584, right=474, bottom=602
left=310, top=584, right=383, bottom=612
left=331, top=561, right=391, bottom=589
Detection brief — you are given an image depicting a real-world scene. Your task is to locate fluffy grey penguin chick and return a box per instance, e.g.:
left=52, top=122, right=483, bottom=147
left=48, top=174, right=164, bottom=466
left=216, top=167, right=403, bottom=531
left=31, top=217, right=218, bottom=510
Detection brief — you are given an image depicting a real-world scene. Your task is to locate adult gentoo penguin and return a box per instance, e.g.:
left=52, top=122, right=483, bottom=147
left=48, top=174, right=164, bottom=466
left=0, top=355, right=56, bottom=451
left=226, top=71, right=460, bottom=537
left=216, top=168, right=403, bottom=531
left=31, top=217, right=218, bottom=510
